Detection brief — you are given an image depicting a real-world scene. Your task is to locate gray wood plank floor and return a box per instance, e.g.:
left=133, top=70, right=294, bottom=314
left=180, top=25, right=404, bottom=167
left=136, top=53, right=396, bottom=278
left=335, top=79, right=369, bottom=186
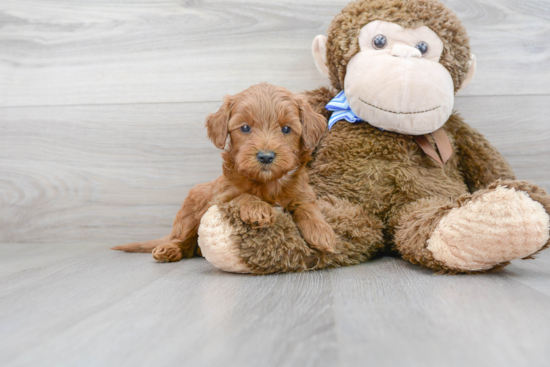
left=1, top=243, right=550, bottom=367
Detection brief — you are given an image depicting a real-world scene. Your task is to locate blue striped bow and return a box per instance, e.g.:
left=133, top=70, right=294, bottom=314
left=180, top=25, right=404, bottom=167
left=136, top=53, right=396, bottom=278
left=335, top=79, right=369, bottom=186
left=325, top=91, right=363, bottom=130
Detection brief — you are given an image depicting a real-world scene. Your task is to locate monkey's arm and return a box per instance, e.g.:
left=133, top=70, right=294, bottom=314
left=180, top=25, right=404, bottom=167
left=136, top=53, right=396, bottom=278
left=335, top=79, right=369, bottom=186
left=446, top=114, right=516, bottom=192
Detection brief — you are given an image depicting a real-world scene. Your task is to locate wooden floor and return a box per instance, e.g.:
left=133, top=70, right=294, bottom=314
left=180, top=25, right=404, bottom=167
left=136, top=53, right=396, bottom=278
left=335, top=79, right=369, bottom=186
left=1, top=243, right=550, bottom=367
left=1, top=0, right=550, bottom=366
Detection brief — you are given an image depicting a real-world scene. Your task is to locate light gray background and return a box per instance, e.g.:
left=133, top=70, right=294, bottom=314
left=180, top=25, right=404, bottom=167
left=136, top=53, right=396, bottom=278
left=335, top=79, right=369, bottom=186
left=1, top=0, right=549, bottom=244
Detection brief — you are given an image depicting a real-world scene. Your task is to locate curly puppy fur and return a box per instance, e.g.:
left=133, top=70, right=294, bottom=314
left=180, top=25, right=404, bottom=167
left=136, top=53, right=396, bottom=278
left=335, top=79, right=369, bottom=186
left=112, top=83, right=335, bottom=261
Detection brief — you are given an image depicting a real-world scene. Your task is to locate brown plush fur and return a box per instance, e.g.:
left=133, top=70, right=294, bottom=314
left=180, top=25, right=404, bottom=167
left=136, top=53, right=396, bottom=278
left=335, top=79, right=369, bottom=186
left=216, top=91, right=549, bottom=274
left=207, top=0, right=550, bottom=274
left=112, top=83, right=335, bottom=261
left=217, top=194, right=385, bottom=274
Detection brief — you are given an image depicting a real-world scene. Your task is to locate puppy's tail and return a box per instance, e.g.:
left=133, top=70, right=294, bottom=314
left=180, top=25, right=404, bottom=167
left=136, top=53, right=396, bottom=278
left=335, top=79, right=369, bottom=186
left=111, top=235, right=169, bottom=253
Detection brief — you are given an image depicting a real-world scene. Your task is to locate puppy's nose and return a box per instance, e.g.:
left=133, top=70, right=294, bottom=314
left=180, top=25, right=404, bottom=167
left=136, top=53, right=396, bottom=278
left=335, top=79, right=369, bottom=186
left=257, top=151, right=276, bottom=164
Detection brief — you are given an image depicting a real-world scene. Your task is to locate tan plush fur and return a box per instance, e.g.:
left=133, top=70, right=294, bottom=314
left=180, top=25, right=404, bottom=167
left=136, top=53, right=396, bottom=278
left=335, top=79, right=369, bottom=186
left=112, top=83, right=336, bottom=261
left=427, top=186, right=550, bottom=271
left=198, top=205, right=251, bottom=273
left=196, top=0, right=550, bottom=274
left=325, top=0, right=472, bottom=93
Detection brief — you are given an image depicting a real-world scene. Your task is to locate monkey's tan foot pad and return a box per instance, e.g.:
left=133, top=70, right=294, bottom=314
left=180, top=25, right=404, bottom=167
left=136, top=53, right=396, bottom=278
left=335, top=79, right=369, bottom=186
left=152, top=242, right=183, bottom=263
left=198, top=205, right=253, bottom=273
left=427, top=186, right=550, bottom=271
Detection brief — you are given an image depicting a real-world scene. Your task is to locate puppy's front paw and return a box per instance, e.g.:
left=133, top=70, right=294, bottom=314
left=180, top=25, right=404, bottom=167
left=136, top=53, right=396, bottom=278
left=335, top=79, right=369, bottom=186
left=299, top=219, right=337, bottom=253
left=240, top=201, right=276, bottom=228
left=152, top=242, right=183, bottom=263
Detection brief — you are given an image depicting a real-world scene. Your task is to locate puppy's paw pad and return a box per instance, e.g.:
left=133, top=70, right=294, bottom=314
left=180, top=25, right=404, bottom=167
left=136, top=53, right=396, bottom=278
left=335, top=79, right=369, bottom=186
left=152, top=243, right=183, bottom=263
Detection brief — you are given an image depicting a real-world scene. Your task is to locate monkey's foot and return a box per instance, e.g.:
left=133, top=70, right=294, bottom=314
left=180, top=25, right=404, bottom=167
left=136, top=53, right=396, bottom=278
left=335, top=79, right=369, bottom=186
left=198, top=205, right=252, bottom=273
left=427, top=186, right=550, bottom=271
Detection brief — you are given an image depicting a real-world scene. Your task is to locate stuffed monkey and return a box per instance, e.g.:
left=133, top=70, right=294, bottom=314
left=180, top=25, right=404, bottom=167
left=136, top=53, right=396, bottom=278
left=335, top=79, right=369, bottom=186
left=196, top=0, right=550, bottom=274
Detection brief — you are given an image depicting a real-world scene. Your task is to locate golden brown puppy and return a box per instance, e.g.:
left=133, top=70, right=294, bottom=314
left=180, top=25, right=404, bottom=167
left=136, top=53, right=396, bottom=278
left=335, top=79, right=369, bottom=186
left=112, top=83, right=336, bottom=262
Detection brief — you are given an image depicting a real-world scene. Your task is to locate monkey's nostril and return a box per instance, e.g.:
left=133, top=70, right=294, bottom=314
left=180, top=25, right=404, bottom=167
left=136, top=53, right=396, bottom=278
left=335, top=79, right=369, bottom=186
left=257, top=151, right=276, bottom=164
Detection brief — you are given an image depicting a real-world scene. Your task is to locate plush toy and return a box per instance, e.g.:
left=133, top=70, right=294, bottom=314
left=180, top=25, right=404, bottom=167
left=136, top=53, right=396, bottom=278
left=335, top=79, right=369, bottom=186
left=197, top=0, right=550, bottom=274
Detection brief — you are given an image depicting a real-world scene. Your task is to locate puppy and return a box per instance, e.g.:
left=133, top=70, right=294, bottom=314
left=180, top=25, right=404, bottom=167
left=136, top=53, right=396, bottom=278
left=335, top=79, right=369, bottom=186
left=112, top=83, right=336, bottom=262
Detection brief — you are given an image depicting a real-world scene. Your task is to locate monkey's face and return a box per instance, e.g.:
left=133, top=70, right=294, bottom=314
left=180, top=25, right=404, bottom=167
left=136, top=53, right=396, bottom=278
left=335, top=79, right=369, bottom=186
left=313, top=18, right=476, bottom=135
left=344, top=20, right=455, bottom=135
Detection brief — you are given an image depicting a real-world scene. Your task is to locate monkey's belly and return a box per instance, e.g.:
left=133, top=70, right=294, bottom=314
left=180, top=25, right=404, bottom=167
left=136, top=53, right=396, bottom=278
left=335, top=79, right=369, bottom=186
left=311, top=161, right=465, bottom=216
left=309, top=123, right=468, bottom=217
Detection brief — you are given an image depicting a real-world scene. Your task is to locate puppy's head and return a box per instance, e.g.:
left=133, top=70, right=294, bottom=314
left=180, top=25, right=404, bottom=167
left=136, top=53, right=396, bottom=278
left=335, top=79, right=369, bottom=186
left=206, top=83, right=326, bottom=182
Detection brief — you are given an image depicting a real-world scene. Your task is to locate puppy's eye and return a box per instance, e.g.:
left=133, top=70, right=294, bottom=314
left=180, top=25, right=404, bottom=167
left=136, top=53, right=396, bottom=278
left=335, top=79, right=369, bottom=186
left=240, top=125, right=251, bottom=133
left=416, top=41, right=428, bottom=56
left=281, top=126, right=292, bottom=134
left=372, top=35, right=387, bottom=50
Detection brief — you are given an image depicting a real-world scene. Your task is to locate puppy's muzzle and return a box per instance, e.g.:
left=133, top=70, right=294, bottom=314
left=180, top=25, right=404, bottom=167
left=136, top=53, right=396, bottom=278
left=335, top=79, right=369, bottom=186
left=256, top=151, right=276, bottom=164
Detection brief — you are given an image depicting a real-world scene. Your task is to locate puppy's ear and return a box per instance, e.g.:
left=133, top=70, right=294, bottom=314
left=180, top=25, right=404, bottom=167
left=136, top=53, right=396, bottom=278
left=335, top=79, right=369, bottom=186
left=206, top=96, right=233, bottom=149
left=296, top=94, right=327, bottom=150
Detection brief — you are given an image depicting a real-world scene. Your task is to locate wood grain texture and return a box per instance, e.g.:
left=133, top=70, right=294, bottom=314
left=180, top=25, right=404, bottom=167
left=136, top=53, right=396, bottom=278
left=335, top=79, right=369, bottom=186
left=330, top=255, right=550, bottom=367
left=1, top=95, right=549, bottom=244
left=1, top=245, right=338, bottom=367
left=1, top=0, right=549, bottom=107
left=1, top=243, right=549, bottom=367
left=505, top=252, right=550, bottom=297
left=0, top=102, right=223, bottom=243
left=454, top=95, right=550, bottom=190
left=0, top=242, right=106, bottom=278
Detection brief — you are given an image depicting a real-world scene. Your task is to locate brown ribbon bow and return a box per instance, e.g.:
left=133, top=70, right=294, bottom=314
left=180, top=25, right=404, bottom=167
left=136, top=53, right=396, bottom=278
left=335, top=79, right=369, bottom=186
left=413, top=127, right=453, bottom=165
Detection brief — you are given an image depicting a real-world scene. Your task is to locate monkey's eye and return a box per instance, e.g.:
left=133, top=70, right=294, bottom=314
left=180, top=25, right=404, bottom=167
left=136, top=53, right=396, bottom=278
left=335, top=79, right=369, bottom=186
left=416, top=41, right=428, bottom=56
left=372, top=35, right=387, bottom=49
left=240, top=125, right=251, bottom=133
left=282, top=126, right=292, bottom=134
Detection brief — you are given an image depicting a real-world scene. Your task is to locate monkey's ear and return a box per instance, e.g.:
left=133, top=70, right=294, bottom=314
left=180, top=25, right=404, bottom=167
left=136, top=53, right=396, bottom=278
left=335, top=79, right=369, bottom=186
left=457, top=53, right=476, bottom=94
left=205, top=96, right=232, bottom=149
left=312, top=35, right=329, bottom=77
left=296, top=94, right=327, bottom=150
